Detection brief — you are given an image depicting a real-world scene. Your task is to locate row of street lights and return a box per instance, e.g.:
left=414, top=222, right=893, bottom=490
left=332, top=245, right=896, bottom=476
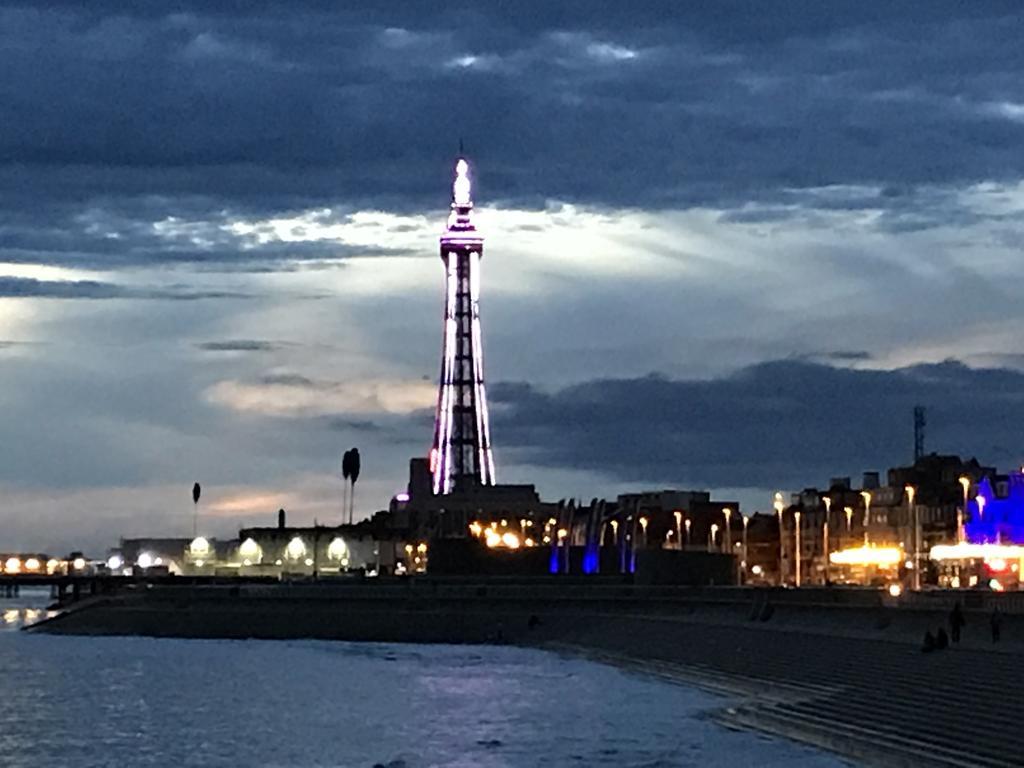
left=776, top=474, right=979, bottom=588
left=606, top=474, right=982, bottom=587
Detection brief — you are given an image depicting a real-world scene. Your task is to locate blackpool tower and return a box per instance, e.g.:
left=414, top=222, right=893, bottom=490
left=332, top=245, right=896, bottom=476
left=429, top=158, right=496, bottom=495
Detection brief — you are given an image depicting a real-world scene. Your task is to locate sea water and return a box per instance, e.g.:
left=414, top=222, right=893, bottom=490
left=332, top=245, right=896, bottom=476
left=0, top=589, right=844, bottom=767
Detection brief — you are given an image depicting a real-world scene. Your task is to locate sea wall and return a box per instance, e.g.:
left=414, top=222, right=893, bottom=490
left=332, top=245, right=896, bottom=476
left=30, top=581, right=1024, bottom=652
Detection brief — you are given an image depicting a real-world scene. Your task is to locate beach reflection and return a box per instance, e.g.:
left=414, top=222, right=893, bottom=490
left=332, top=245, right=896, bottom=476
left=2, top=607, right=54, bottom=630
left=1, top=589, right=55, bottom=630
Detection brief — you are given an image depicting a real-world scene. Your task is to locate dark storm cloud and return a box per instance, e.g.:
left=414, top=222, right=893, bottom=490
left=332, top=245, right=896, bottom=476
left=0, top=197, right=411, bottom=270
left=196, top=339, right=277, bottom=352
left=491, top=360, right=1024, bottom=490
left=0, top=276, right=250, bottom=300
left=258, top=373, right=318, bottom=387
left=2, top=1, right=1024, bottom=270
left=799, top=350, right=873, bottom=363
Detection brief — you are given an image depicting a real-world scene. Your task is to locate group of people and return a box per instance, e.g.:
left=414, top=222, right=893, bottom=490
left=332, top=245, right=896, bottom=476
left=922, top=603, right=1003, bottom=652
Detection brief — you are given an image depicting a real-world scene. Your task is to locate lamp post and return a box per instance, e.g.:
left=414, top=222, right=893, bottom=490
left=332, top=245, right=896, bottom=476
left=612, top=519, right=624, bottom=573
left=709, top=523, right=719, bottom=552
left=639, top=516, right=649, bottom=547
left=684, top=518, right=691, bottom=548
left=906, top=484, right=918, bottom=591
left=844, top=506, right=854, bottom=535
left=774, top=492, right=785, bottom=585
left=860, top=490, right=872, bottom=546
left=976, top=496, right=987, bottom=543
left=629, top=516, right=636, bottom=573
left=722, top=507, right=732, bottom=555
left=794, top=510, right=802, bottom=587
left=742, top=514, right=750, bottom=582
left=822, top=496, right=831, bottom=585
left=673, top=510, right=683, bottom=551
left=958, top=476, right=970, bottom=544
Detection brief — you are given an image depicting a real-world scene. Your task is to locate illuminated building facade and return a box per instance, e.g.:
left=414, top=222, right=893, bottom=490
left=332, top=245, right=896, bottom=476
left=430, top=158, right=496, bottom=495
left=929, top=470, right=1024, bottom=589
left=965, top=471, right=1024, bottom=544
left=234, top=525, right=397, bottom=576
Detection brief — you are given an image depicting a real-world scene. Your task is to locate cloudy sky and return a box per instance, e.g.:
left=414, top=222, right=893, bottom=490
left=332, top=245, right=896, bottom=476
left=3, top=1, right=1024, bottom=553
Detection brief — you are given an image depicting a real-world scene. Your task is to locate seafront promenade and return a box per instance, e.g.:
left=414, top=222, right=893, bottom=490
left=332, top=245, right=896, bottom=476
left=29, top=581, right=1024, bottom=767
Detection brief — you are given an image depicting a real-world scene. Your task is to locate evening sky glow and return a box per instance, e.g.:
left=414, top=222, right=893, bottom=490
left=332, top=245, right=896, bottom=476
left=3, top=2, right=1024, bottom=551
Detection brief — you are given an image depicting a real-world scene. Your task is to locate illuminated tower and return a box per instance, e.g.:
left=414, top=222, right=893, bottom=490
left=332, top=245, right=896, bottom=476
left=430, top=158, right=496, bottom=494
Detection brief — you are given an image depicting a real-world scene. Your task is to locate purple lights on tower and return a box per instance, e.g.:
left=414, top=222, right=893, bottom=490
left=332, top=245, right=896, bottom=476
left=429, top=158, right=496, bottom=495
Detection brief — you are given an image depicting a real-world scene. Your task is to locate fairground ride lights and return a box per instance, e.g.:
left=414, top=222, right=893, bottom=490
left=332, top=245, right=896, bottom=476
left=829, top=545, right=902, bottom=567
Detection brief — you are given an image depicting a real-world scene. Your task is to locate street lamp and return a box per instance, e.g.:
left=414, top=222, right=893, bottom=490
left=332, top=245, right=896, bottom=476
left=742, top=514, right=750, bottom=581
left=639, top=515, right=649, bottom=546
left=794, top=510, right=802, bottom=587
left=860, top=490, right=872, bottom=546
left=822, top=496, right=831, bottom=585
left=611, top=519, right=623, bottom=572
left=844, top=506, right=854, bottom=534
left=958, top=476, right=970, bottom=544
left=722, top=507, right=732, bottom=555
left=684, top=518, right=691, bottom=548
left=709, top=523, right=719, bottom=552
left=774, top=492, right=785, bottom=585
left=906, top=484, right=918, bottom=591
left=673, top=510, right=683, bottom=550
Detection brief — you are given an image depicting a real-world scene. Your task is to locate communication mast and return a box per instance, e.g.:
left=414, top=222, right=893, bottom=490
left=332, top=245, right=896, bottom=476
left=913, top=405, right=926, bottom=462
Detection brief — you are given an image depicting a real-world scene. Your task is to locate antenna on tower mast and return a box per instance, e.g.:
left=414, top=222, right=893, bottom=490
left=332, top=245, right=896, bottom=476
left=913, top=405, right=926, bottom=462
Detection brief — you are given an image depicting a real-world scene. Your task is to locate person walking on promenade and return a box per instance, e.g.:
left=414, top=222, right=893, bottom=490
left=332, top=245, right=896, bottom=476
left=950, top=602, right=965, bottom=644
left=991, top=607, right=1002, bottom=643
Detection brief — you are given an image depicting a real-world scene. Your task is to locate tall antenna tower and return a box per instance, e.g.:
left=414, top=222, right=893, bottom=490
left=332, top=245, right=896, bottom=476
left=913, top=405, right=926, bottom=462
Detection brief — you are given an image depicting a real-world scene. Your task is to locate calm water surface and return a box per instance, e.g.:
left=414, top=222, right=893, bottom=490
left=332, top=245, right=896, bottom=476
left=0, top=589, right=844, bottom=767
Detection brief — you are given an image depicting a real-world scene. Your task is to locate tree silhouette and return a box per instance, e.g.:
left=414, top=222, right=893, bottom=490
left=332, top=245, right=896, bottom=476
left=192, top=482, right=201, bottom=537
left=341, top=450, right=352, bottom=524
left=347, top=448, right=361, bottom=524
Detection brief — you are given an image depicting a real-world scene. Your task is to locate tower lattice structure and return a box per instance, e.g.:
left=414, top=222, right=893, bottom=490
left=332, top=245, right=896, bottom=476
left=430, top=158, right=496, bottom=495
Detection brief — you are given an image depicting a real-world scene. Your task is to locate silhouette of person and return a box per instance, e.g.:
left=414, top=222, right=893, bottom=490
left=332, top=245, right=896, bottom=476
left=922, top=630, right=936, bottom=653
left=950, top=602, right=965, bottom=643
left=991, top=607, right=1002, bottom=643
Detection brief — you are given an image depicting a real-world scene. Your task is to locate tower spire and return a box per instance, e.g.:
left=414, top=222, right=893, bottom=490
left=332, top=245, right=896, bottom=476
left=453, top=158, right=472, bottom=208
left=430, top=157, right=496, bottom=495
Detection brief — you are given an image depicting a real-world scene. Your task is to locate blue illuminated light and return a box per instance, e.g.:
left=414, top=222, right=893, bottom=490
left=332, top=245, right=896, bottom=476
left=964, top=473, right=1024, bottom=544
